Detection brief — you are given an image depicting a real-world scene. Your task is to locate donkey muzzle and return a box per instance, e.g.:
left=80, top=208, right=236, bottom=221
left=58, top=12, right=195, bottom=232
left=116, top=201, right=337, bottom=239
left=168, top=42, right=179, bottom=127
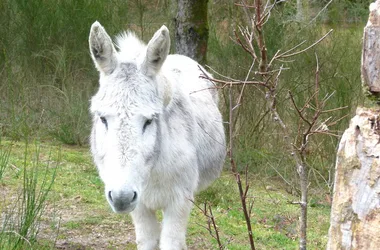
left=107, top=188, right=138, bottom=213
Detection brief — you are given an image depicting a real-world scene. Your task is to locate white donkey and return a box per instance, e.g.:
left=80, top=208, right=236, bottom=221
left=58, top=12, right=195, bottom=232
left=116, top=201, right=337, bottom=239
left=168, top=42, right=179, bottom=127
left=89, top=21, right=226, bottom=250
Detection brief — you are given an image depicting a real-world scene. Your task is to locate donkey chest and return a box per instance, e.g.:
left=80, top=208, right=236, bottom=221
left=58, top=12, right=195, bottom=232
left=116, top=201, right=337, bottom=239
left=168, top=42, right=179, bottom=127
left=141, top=177, right=177, bottom=210
left=141, top=164, right=197, bottom=210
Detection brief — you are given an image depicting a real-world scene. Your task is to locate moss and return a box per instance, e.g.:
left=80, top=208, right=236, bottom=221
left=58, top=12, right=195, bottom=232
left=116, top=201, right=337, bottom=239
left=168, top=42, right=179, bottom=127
left=188, top=0, right=208, bottom=27
left=362, top=84, right=380, bottom=107
left=188, top=0, right=209, bottom=64
left=349, top=157, right=361, bottom=170
left=369, top=159, right=380, bottom=187
left=337, top=154, right=361, bottom=186
left=339, top=201, right=359, bottom=223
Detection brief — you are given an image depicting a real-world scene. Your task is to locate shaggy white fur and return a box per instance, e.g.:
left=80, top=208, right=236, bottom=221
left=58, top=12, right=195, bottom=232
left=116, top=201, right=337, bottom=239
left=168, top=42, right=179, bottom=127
left=89, top=21, right=226, bottom=250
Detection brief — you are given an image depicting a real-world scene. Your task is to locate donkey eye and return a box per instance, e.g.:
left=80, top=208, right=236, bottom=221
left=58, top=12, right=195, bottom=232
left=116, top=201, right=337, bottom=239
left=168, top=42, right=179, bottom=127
left=143, top=119, right=153, bottom=133
left=100, top=116, right=108, bottom=129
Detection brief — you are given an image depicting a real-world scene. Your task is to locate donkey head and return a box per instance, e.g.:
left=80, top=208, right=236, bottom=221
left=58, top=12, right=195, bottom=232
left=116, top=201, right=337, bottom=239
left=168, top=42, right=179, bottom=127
left=89, top=21, right=170, bottom=213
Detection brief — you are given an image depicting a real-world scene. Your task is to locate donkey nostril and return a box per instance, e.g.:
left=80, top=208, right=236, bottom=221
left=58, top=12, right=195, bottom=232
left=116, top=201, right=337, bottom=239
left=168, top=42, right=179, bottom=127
left=108, top=191, right=113, bottom=202
left=132, top=191, right=137, bottom=202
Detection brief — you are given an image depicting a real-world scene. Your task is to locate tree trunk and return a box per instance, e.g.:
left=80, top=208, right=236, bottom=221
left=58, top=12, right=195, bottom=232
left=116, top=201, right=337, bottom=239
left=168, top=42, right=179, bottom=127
left=362, top=1, right=380, bottom=96
left=296, top=0, right=309, bottom=23
left=175, top=0, right=209, bottom=65
left=327, top=1, right=380, bottom=249
left=327, top=108, right=380, bottom=249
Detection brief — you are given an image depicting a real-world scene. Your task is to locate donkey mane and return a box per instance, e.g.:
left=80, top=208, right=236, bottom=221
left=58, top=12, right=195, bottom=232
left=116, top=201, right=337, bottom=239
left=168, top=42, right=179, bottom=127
left=116, top=32, right=146, bottom=62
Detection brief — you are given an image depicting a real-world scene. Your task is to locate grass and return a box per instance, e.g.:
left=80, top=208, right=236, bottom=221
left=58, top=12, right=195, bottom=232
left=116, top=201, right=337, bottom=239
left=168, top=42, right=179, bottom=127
left=0, top=139, right=11, bottom=179
left=1, top=139, right=331, bottom=249
left=0, top=140, right=58, bottom=249
left=194, top=172, right=331, bottom=249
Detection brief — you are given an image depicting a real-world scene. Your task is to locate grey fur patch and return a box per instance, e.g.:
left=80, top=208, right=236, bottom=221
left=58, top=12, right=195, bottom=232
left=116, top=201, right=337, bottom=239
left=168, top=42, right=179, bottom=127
left=164, top=98, right=194, bottom=139
left=172, top=68, right=181, bottom=74
left=145, top=116, right=162, bottom=165
left=118, top=63, right=138, bottom=79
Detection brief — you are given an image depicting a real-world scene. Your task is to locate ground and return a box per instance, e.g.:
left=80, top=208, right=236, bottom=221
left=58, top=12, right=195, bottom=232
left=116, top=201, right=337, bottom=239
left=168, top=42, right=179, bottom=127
left=0, top=140, right=331, bottom=249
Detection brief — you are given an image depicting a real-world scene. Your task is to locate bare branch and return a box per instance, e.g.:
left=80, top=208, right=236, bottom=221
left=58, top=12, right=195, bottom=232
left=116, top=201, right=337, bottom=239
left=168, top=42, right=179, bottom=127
left=204, top=65, right=241, bottom=82
left=278, top=29, right=333, bottom=58
left=326, top=114, right=350, bottom=127
left=199, top=75, right=268, bottom=88
left=321, top=106, right=349, bottom=114
left=289, top=91, right=312, bottom=126
left=208, top=204, right=223, bottom=249
left=229, top=89, right=236, bottom=173
left=308, top=0, right=334, bottom=25
left=234, top=3, right=255, bottom=8
left=310, top=130, right=341, bottom=137
left=267, top=50, right=281, bottom=70
left=237, top=60, right=256, bottom=105
left=278, top=40, right=307, bottom=58
left=234, top=29, right=257, bottom=59
left=191, top=200, right=223, bottom=249
left=255, top=0, right=268, bottom=73
left=235, top=172, right=256, bottom=250
left=315, top=53, right=320, bottom=110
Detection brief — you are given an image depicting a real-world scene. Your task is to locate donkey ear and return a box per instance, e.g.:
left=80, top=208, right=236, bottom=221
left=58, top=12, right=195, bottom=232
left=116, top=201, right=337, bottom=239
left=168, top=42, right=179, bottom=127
left=89, top=21, right=117, bottom=75
left=142, top=25, right=170, bottom=76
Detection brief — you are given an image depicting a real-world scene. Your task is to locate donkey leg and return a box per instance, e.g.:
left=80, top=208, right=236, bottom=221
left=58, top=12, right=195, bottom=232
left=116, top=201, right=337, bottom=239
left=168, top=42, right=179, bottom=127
left=160, top=198, right=193, bottom=250
left=131, top=203, right=160, bottom=250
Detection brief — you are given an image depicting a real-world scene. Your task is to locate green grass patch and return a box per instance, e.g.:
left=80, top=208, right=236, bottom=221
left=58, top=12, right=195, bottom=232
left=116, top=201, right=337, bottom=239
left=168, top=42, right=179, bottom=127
left=0, top=140, right=331, bottom=249
left=191, top=172, right=330, bottom=249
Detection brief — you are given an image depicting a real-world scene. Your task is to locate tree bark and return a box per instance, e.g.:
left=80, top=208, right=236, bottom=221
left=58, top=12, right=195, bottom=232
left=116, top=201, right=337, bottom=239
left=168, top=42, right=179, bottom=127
left=327, top=1, right=380, bottom=249
left=362, top=0, right=380, bottom=95
left=327, top=108, right=380, bottom=249
left=175, top=0, right=209, bottom=65
left=296, top=0, right=309, bottom=23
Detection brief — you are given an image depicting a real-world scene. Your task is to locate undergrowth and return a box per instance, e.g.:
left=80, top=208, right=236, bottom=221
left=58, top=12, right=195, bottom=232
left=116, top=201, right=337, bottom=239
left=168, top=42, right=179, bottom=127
left=0, top=141, right=59, bottom=249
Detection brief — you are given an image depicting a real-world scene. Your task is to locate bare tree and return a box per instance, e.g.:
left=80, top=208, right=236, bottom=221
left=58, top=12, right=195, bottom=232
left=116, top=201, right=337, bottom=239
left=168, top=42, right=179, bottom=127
left=175, top=0, right=209, bottom=64
left=197, top=1, right=344, bottom=249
